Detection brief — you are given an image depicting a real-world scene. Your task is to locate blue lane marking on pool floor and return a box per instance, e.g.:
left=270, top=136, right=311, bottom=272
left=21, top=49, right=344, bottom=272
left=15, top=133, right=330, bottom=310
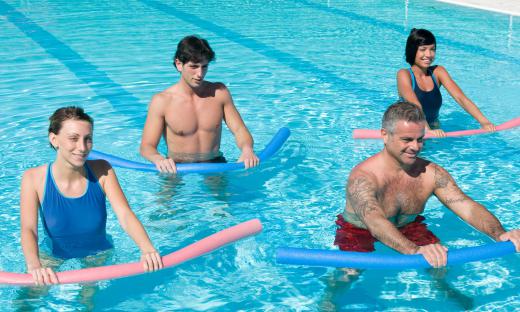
left=139, top=0, right=394, bottom=104
left=295, top=0, right=520, bottom=66
left=0, top=0, right=147, bottom=122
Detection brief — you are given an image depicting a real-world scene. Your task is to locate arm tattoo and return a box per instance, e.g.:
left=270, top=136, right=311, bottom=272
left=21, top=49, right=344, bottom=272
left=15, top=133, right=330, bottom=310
left=349, top=176, right=418, bottom=254
left=379, top=233, right=404, bottom=250
left=371, top=224, right=418, bottom=254
left=485, top=223, right=506, bottom=239
left=444, top=197, right=467, bottom=205
left=434, top=165, right=449, bottom=189
left=348, top=176, right=378, bottom=220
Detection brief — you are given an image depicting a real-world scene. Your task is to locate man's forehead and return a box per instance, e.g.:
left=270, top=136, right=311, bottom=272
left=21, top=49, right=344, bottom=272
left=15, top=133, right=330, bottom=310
left=393, top=120, right=425, bottom=134
left=184, top=59, right=209, bottom=66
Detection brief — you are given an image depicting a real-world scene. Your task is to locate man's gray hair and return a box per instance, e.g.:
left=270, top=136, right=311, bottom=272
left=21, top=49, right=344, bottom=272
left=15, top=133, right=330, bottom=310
left=382, top=101, right=426, bottom=133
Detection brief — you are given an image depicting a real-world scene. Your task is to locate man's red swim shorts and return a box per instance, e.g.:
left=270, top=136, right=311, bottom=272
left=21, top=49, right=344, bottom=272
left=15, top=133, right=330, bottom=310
left=334, top=214, right=440, bottom=252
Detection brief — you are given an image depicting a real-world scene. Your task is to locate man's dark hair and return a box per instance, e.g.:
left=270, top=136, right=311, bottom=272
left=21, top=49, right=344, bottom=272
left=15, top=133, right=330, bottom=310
left=174, top=35, right=215, bottom=65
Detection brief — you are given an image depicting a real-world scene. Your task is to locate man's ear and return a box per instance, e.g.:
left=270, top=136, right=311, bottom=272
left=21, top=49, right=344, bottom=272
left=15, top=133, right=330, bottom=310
left=174, top=58, right=183, bottom=72
left=381, top=128, right=389, bottom=145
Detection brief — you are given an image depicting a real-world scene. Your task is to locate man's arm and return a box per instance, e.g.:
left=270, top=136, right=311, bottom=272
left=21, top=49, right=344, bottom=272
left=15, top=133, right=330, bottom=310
left=433, top=164, right=507, bottom=240
left=348, top=173, right=418, bottom=254
left=140, top=94, right=176, bottom=173
left=348, top=172, right=448, bottom=267
left=220, top=84, right=259, bottom=168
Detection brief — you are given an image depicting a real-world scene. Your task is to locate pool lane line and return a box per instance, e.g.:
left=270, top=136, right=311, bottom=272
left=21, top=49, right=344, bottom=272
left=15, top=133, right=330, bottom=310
left=294, top=0, right=520, bottom=66
left=0, top=0, right=147, bottom=123
left=138, top=0, right=394, bottom=104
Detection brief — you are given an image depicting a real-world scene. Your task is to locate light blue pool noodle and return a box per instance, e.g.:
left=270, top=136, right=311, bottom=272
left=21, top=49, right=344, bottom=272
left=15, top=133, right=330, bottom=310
left=276, top=241, right=516, bottom=269
left=88, top=127, right=290, bottom=174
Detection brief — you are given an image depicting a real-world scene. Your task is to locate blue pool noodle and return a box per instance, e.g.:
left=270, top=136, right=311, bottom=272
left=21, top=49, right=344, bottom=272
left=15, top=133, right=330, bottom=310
left=276, top=241, right=516, bottom=269
left=88, top=127, right=290, bottom=174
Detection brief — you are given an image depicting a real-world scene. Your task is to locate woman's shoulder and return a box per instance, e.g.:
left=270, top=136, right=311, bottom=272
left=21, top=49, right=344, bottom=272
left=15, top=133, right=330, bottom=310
left=23, top=164, right=47, bottom=178
left=397, top=68, right=412, bottom=78
left=430, top=65, right=451, bottom=84
left=397, top=68, right=413, bottom=85
left=86, top=159, right=112, bottom=176
left=431, top=65, right=448, bottom=74
left=22, top=164, right=47, bottom=188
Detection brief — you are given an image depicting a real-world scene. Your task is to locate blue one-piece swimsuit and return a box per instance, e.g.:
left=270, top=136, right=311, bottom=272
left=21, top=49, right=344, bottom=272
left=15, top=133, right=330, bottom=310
left=408, top=66, right=443, bottom=126
left=40, top=162, right=113, bottom=259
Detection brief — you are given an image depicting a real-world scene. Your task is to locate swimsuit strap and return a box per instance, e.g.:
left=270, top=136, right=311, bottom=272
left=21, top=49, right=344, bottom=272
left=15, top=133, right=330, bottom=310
left=409, top=67, right=440, bottom=90
left=408, top=68, right=416, bottom=90
left=84, top=161, right=97, bottom=184
left=429, top=67, right=440, bottom=89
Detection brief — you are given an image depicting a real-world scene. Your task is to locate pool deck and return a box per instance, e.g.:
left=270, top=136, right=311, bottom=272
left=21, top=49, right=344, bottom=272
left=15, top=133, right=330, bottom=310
left=437, top=0, right=520, bottom=16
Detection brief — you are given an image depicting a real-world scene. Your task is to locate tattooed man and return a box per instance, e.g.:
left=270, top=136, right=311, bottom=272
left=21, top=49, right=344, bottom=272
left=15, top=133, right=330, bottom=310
left=334, top=101, right=519, bottom=267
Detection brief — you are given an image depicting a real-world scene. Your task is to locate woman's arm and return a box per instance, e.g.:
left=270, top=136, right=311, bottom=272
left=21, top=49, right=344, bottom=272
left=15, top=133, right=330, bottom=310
left=434, top=66, right=496, bottom=131
left=20, top=168, right=58, bottom=285
left=397, top=69, right=422, bottom=108
left=95, top=160, right=163, bottom=271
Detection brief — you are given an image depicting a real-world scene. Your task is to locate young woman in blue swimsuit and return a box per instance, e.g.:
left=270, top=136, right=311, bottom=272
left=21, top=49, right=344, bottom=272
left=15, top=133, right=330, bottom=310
left=397, top=28, right=496, bottom=137
left=20, top=107, right=163, bottom=285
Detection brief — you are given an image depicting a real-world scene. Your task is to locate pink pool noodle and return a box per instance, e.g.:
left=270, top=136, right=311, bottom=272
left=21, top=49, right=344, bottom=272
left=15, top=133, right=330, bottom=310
left=0, top=219, right=262, bottom=286
left=353, top=117, right=520, bottom=139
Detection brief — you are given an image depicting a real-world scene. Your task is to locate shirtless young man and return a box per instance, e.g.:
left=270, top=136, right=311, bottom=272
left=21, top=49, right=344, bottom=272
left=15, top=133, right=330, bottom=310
left=140, top=35, right=259, bottom=173
left=335, top=101, right=519, bottom=267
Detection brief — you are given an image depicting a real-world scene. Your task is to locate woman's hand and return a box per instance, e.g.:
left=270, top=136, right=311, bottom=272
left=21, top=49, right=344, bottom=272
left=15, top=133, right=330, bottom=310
left=28, top=266, right=59, bottom=286
left=141, top=250, right=163, bottom=272
left=427, top=128, right=447, bottom=138
left=480, top=122, right=496, bottom=132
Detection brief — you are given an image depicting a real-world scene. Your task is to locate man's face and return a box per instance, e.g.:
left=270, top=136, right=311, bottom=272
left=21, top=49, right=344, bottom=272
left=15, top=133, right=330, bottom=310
left=382, top=120, right=425, bottom=167
left=175, top=58, right=209, bottom=88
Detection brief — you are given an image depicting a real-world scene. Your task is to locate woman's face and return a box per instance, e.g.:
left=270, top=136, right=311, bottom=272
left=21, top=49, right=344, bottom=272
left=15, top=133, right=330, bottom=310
left=49, top=119, right=93, bottom=168
left=414, top=44, right=436, bottom=68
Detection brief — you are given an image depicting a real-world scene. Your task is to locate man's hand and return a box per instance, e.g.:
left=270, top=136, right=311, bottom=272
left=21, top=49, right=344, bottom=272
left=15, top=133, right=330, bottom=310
left=153, top=157, right=177, bottom=173
left=238, top=147, right=259, bottom=169
left=499, top=230, right=520, bottom=252
left=415, top=243, right=448, bottom=268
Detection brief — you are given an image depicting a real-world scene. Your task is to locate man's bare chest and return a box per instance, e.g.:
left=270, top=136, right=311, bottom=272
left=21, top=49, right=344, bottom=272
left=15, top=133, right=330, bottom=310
left=377, top=176, right=431, bottom=215
left=164, top=101, right=223, bottom=136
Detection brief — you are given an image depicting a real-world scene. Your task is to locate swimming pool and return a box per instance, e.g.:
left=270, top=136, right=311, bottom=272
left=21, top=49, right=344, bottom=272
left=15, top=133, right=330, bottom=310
left=0, top=0, right=519, bottom=310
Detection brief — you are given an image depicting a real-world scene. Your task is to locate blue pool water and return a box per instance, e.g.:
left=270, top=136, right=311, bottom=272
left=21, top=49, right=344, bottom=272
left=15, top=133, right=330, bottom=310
left=1, top=0, right=519, bottom=310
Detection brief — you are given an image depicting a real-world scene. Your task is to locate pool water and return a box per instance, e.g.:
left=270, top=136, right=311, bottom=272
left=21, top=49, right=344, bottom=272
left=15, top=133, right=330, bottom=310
left=0, top=0, right=519, bottom=310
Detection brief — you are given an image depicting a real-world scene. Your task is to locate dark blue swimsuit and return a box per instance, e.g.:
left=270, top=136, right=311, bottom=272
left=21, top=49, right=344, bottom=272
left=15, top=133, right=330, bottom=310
left=408, top=66, right=442, bottom=126
left=40, top=163, right=112, bottom=259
